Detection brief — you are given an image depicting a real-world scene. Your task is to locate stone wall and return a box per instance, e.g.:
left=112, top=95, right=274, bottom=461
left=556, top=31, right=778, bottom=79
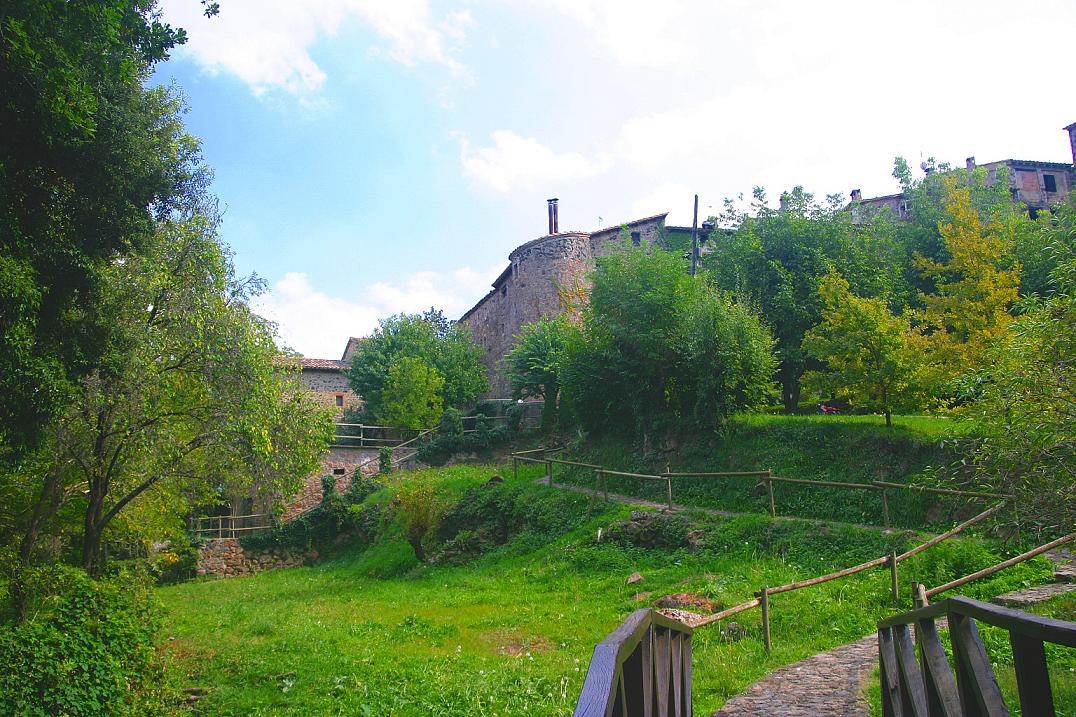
left=298, top=367, right=361, bottom=418
left=460, top=215, right=667, bottom=397
left=195, top=538, right=317, bottom=578
left=280, top=447, right=381, bottom=521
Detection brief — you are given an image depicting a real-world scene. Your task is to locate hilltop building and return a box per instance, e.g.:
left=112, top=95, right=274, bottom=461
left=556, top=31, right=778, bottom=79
left=851, top=122, right=1076, bottom=221
left=458, top=199, right=709, bottom=397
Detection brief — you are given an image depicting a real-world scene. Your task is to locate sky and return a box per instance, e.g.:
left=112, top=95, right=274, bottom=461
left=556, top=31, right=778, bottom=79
left=155, top=0, right=1076, bottom=359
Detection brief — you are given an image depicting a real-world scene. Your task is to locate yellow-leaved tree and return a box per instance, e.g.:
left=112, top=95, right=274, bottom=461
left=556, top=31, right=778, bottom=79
left=914, top=177, right=1021, bottom=394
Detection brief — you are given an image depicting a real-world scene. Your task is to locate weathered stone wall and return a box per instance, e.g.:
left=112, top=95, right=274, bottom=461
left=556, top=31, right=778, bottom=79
left=280, top=447, right=381, bottom=521
left=298, top=367, right=361, bottom=418
left=460, top=216, right=667, bottom=397
left=195, top=538, right=317, bottom=578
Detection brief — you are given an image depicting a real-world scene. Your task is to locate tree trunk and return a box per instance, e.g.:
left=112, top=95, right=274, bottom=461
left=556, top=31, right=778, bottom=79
left=885, top=410, right=892, bottom=427
left=782, top=379, right=801, bottom=413
left=81, top=474, right=107, bottom=576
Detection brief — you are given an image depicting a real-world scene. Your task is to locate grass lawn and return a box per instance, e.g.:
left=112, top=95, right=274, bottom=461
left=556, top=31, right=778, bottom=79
left=158, top=460, right=1058, bottom=716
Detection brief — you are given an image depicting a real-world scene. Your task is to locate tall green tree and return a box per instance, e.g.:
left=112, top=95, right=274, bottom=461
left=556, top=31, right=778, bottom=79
left=706, top=187, right=901, bottom=412
left=956, top=200, right=1075, bottom=537
left=0, top=0, right=213, bottom=455
left=9, top=210, right=334, bottom=576
left=347, top=310, right=487, bottom=425
left=379, top=358, right=445, bottom=430
left=804, top=272, right=926, bottom=426
left=504, top=316, right=571, bottom=431
left=562, top=247, right=775, bottom=442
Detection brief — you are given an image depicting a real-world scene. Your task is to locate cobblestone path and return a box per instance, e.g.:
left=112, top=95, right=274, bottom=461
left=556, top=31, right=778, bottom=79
left=711, top=634, right=878, bottom=717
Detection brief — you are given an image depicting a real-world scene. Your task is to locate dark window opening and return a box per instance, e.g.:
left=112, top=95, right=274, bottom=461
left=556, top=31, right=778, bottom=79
left=335, top=394, right=344, bottom=406
left=332, top=468, right=346, bottom=475
left=631, top=231, right=641, bottom=246
left=1044, top=174, right=1057, bottom=193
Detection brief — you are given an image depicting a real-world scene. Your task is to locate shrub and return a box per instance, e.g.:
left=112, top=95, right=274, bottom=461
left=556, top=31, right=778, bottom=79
left=0, top=567, right=168, bottom=716
left=393, top=478, right=447, bottom=562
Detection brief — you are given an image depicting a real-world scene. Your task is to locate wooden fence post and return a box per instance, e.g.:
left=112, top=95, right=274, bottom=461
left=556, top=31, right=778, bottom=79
left=889, top=551, right=899, bottom=607
left=881, top=488, right=891, bottom=530
left=359, top=424, right=365, bottom=448
left=767, top=471, right=776, bottom=517
left=547, top=460, right=554, bottom=488
left=602, top=470, right=609, bottom=503
left=666, top=476, right=674, bottom=512
left=760, top=587, right=772, bottom=652
left=512, top=455, right=517, bottom=482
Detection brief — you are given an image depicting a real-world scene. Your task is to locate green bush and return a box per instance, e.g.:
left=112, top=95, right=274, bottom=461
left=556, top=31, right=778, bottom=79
left=0, top=567, right=167, bottom=716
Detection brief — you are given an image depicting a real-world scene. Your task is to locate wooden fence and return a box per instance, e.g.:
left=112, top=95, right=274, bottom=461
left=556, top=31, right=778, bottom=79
left=573, top=609, right=693, bottom=717
left=878, top=596, right=1076, bottom=717
left=510, top=449, right=1011, bottom=528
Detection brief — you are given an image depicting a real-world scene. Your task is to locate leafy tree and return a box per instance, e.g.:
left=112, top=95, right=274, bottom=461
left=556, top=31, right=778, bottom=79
left=8, top=209, right=334, bottom=576
left=562, top=247, right=775, bottom=442
left=393, top=477, right=446, bottom=562
left=706, top=187, right=904, bottom=412
left=504, top=316, right=571, bottom=431
left=347, top=310, right=486, bottom=424
left=0, top=1, right=213, bottom=456
left=378, top=358, right=445, bottom=429
left=915, top=177, right=1021, bottom=392
left=957, top=209, right=1075, bottom=538
left=803, top=272, right=926, bottom=426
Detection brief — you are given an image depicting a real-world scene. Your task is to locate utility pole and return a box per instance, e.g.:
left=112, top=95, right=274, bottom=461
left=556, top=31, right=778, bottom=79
left=690, top=193, right=699, bottom=276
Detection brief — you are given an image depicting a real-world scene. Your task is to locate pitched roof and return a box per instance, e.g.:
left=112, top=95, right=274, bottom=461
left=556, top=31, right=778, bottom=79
left=297, top=357, right=348, bottom=370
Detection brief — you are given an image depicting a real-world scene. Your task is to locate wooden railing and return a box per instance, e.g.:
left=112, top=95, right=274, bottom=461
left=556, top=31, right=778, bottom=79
left=511, top=449, right=1010, bottom=527
left=573, top=609, right=694, bottom=717
left=330, top=423, right=424, bottom=448
left=189, top=513, right=273, bottom=539
left=878, top=597, right=1076, bottom=716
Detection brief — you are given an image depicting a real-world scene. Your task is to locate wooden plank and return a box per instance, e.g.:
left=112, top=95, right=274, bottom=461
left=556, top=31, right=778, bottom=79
left=602, top=468, right=667, bottom=481
left=894, top=624, right=929, bottom=717
left=671, top=634, right=683, bottom=717
left=915, top=618, right=961, bottom=717
left=682, top=635, right=692, bottom=717
left=661, top=470, right=772, bottom=478
left=641, top=626, right=653, bottom=717
left=622, top=638, right=644, bottom=717
left=879, top=627, right=906, bottom=717
left=950, top=614, right=1009, bottom=717
left=760, top=587, right=771, bottom=653
left=654, top=627, right=670, bottom=717
left=1009, top=632, right=1054, bottom=717
left=767, top=475, right=878, bottom=490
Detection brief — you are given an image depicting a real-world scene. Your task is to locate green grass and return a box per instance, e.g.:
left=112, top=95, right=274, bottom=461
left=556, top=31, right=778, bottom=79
left=158, top=460, right=1055, bottom=716
left=546, top=413, right=982, bottom=530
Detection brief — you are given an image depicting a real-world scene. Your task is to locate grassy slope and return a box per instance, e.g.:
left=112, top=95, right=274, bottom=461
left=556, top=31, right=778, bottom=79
left=556, top=414, right=971, bottom=529
left=158, top=455, right=1063, bottom=716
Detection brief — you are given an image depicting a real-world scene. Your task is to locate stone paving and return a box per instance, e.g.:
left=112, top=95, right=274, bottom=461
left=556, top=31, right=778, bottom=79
left=712, top=634, right=879, bottom=717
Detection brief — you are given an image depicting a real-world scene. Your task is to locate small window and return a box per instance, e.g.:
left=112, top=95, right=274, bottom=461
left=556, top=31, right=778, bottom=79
left=335, top=394, right=344, bottom=406
left=631, top=231, right=641, bottom=246
left=332, top=468, right=346, bottom=476
left=1044, top=174, right=1057, bottom=193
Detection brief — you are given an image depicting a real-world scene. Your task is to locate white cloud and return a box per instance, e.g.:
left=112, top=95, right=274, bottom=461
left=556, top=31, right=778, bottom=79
left=252, top=265, right=501, bottom=358
left=456, top=130, right=612, bottom=193
left=160, top=0, right=471, bottom=96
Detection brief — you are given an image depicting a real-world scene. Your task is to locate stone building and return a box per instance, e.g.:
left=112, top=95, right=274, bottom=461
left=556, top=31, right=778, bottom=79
left=458, top=200, right=709, bottom=397
left=851, top=122, right=1076, bottom=221
left=292, top=356, right=360, bottom=419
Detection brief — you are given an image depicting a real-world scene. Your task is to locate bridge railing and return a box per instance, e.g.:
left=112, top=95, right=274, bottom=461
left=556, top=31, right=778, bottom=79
left=878, top=596, right=1075, bottom=717
left=573, top=609, right=693, bottom=717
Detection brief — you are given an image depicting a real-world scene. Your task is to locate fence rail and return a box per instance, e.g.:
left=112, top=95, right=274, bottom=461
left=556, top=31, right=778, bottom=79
left=878, top=596, right=1076, bottom=717
left=511, top=450, right=1011, bottom=529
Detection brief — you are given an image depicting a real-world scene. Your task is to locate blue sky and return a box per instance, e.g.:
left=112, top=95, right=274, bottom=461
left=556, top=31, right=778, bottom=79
left=156, top=0, right=1076, bottom=358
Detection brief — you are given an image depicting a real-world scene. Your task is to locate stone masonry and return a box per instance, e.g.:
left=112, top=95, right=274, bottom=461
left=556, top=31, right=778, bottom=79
left=459, top=213, right=668, bottom=397
left=195, top=538, right=317, bottom=578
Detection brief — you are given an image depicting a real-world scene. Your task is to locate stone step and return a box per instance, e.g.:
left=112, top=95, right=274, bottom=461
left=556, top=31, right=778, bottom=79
left=992, top=582, right=1076, bottom=608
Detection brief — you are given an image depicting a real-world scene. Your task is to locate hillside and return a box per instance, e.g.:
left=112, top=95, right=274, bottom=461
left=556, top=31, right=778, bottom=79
left=157, top=452, right=1064, bottom=716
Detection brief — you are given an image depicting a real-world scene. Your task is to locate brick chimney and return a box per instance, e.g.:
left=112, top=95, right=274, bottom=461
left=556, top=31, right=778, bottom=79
left=1066, top=123, right=1076, bottom=166
left=850, top=188, right=862, bottom=201
left=966, top=156, right=976, bottom=171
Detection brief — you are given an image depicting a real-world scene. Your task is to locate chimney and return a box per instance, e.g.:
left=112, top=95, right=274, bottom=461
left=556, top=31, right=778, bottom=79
left=850, top=188, right=862, bottom=201
left=966, top=156, right=976, bottom=171
left=1066, top=123, right=1076, bottom=166
left=547, top=199, right=554, bottom=235
left=551, top=198, right=559, bottom=233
